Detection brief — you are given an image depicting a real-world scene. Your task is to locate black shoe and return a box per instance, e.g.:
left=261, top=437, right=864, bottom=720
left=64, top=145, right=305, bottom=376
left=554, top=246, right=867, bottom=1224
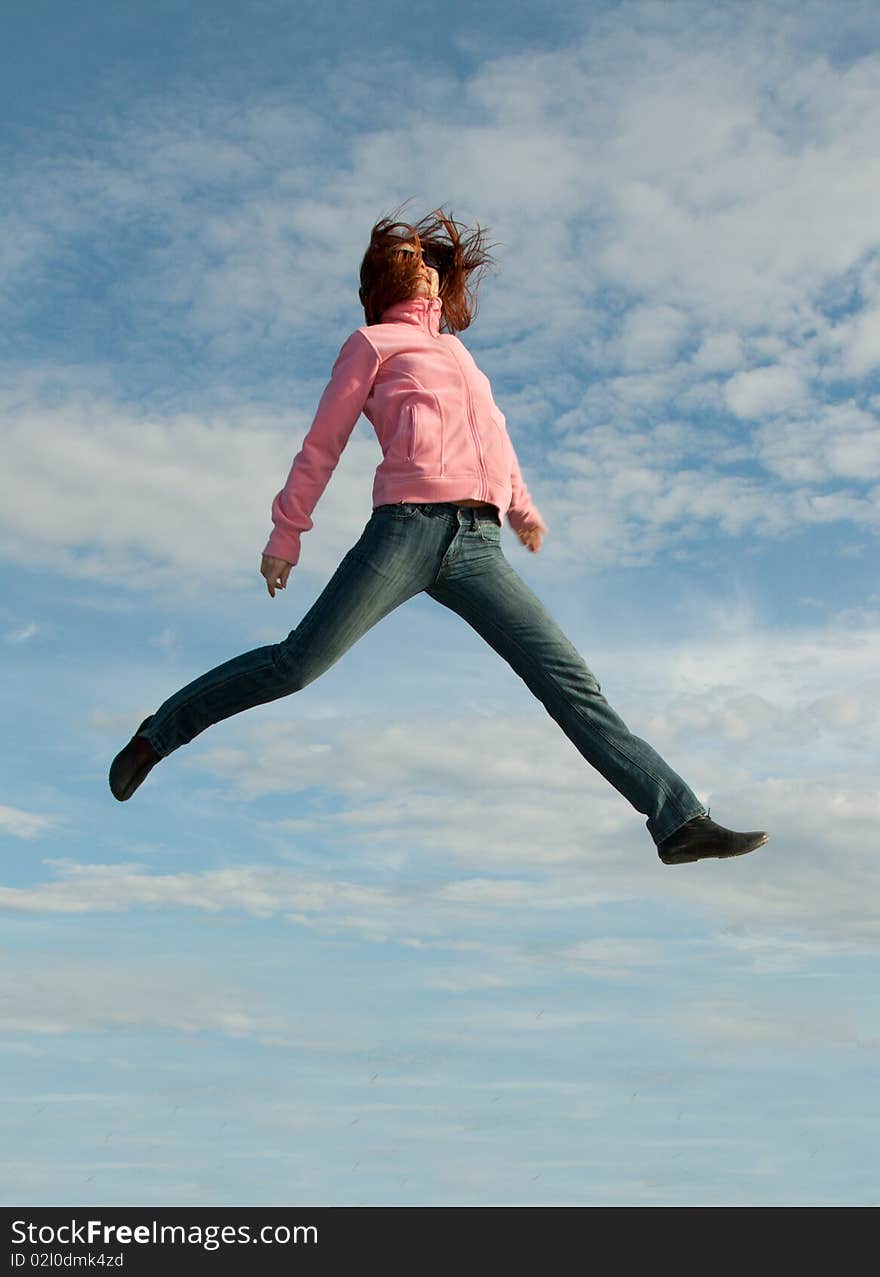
left=109, top=716, right=160, bottom=801
left=658, top=815, right=769, bottom=865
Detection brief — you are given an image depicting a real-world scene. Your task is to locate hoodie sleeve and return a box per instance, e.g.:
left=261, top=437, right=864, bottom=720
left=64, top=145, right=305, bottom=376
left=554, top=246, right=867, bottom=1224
left=263, top=330, right=380, bottom=566
left=505, top=443, right=546, bottom=536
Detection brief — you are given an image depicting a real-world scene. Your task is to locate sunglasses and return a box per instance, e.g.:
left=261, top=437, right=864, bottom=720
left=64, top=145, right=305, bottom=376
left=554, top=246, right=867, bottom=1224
left=392, top=243, right=441, bottom=271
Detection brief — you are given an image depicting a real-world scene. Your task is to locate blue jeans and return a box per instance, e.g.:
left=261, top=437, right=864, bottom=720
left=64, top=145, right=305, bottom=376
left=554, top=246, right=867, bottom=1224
left=143, top=502, right=705, bottom=845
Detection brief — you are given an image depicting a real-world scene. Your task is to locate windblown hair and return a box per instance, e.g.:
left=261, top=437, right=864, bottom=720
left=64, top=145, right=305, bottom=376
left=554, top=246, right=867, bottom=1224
left=358, top=203, right=496, bottom=334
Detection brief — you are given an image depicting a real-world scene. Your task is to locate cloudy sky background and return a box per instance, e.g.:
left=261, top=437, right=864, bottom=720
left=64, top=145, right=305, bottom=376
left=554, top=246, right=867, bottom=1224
left=2, top=0, right=879, bottom=1205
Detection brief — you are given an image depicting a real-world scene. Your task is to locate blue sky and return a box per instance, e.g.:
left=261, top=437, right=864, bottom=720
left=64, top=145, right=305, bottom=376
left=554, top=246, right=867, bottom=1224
left=2, top=0, right=879, bottom=1206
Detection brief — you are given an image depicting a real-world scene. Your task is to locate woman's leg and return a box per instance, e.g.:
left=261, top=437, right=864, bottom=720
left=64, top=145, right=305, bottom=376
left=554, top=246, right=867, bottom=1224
left=425, top=519, right=706, bottom=846
left=144, top=511, right=432, bottom=758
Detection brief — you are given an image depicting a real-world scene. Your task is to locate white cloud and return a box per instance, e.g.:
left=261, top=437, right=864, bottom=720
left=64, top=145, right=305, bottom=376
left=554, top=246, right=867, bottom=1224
left=723, top=365, right=809, bottom=419
left=149, top=626, right=176, bottom=654
left=194, top=714, right=599, bottom=805
left=0, top=378, right=380, bottom=590
left=643, top=683, right=879, bottom=748
left=0, top=959, right=277, bottom=1037
left=614, top=305, right=691, bottom=373
left=612, top=614, right=880, bottom=773
left=551, top=937, right=665, bottom=979
left=0, top=805, right=53, bottom=840
left=5, top=622, right=38, bottom=643
left=674, top=996, right=863, bottom=1050
left=691, top=332, right=744, bottom=374
left=0, top=857, right=587, bottom=949
left=753, top=403, right=880, bottom=482
left=0, top=859, right=387, bottom=919
left=423, top=970, right=512, bottom=994
left=714, top=926, right=864, bottom=975
left=836, top=307, right=880, bottom=377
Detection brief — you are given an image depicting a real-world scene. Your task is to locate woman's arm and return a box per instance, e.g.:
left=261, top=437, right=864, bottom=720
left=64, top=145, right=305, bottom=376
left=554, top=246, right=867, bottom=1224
left=263, top=330, right=381, bottom=567
left=507, top=446, right=548, bottom=550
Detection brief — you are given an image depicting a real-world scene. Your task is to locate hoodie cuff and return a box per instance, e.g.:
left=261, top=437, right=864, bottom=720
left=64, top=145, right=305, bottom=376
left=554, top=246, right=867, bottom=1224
left=262, top=530, right=301, bottom=566
left=505, top=505, right=546, bottom=535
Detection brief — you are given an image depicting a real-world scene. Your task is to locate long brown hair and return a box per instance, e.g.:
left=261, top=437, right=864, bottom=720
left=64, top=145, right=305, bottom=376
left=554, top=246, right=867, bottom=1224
left=358, top=203, right=496, bottom=334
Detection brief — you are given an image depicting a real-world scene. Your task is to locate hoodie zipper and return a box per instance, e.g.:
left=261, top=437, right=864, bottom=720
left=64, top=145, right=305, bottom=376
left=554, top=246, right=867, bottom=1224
left=406, top=404, right=416, bottom=462
left=447, top=343, right=487, bottom=502
left=407, top=300, right=483, bottom=495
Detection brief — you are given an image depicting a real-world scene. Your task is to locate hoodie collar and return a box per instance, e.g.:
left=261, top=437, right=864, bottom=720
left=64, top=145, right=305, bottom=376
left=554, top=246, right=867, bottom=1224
left=379, top=295, right=442, bottom=336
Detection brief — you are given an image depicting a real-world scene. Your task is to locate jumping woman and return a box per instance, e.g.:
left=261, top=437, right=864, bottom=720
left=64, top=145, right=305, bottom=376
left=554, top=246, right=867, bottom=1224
left=110, top=207, right=769, bottom=866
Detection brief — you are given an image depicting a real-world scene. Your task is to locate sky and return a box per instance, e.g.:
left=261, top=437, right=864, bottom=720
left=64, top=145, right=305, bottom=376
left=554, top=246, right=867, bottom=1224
left=2, top=0, right=879, bottom=1207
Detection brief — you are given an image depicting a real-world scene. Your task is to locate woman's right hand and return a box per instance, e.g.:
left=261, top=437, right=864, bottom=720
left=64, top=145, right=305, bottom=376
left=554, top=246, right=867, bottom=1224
left=261, top=555, right=293, bottom=597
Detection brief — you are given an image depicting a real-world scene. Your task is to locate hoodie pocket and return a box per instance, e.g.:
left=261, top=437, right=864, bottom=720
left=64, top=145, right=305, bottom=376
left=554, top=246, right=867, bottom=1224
left=405, top=400, right=445, bottom=472
left=406, top=404, right=417, bottom=462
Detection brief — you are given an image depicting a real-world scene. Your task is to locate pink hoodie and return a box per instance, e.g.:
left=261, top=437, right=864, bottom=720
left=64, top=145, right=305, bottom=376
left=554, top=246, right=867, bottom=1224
left=264, top=295, right=545, bottom=565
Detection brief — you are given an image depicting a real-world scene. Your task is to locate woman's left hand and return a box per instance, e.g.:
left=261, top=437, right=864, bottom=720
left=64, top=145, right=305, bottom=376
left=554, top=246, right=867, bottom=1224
left=517, top=523, right=547, bottom=553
